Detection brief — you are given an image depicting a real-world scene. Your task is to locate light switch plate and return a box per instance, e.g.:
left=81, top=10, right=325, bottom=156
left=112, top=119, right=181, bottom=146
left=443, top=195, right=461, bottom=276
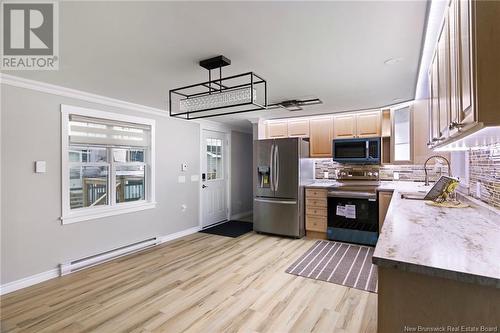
left=35, top=161, right=46, bottom=173
left=191, top=174, right=199, bottom=182
left=178, top=175, right=186, bottom=183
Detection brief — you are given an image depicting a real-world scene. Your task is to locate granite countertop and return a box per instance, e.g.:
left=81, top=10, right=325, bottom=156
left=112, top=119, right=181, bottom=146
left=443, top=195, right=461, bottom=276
left=303, top=180, right=338, bottom=188
left=304, top=180, right=500, bottom=287
left=373, top=182, right=500, bottom=288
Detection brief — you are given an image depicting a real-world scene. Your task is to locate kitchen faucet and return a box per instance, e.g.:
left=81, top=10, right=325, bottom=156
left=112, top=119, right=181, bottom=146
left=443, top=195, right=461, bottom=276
left=423, top=155, right=452, bottom=186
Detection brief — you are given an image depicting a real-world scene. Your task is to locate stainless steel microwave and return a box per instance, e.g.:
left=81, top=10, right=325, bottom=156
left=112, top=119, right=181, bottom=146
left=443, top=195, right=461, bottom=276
left=332, top=138, right=381, bottom=164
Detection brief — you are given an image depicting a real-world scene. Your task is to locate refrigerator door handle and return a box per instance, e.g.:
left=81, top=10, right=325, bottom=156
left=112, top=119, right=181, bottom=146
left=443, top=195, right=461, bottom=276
left=269, top=143, right=274, bottom=191
left=275, top=144, right=280, bottom=191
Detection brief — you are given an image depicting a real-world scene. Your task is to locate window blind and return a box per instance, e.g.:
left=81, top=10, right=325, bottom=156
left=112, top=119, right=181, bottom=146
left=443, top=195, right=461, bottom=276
left=69, top=115, right=151, bottom=147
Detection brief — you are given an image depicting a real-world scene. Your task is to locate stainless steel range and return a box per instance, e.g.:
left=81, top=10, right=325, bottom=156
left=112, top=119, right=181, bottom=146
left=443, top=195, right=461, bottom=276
left=327, top=168, right=380, bottom=246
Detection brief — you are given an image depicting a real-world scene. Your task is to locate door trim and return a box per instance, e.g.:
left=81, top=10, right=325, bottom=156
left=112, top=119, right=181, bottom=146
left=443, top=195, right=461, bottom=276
left=199, top=122, right=231, bottom=229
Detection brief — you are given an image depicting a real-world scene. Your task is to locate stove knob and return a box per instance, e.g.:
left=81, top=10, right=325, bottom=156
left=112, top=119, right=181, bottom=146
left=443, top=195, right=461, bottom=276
left=367, top=172, right=373, bottom=177
left=374, top=172, right=379, bottom=177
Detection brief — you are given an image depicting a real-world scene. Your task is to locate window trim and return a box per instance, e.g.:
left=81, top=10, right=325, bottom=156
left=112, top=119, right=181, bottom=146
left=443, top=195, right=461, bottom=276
left=61, top=104, right=156, bottom=224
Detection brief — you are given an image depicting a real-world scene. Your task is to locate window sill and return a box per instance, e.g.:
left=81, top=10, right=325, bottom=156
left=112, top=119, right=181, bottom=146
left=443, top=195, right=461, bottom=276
left=61, top=201, right=156, bottom=225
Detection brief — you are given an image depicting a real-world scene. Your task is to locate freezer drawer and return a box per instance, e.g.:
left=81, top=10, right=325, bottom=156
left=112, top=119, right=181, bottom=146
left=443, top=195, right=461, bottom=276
left=253, top=198, right=304, bottom=238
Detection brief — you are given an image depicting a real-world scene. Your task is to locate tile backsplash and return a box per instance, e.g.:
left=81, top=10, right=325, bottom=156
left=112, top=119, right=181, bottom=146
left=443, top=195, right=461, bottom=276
left=314, top=141, right=500, bottom=209
left=468, top=142, right=500, bottom=209
left=314, top=160, right=448, bottom=182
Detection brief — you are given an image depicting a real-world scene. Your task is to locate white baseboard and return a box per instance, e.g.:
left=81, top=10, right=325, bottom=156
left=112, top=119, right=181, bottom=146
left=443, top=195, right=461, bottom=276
left=0, top=226, right=201, bottom=296
left=158, top=226, right=201, bottom=244
left=0, top=268, right=59, bottom=296
left=230, top=210, right=253, bottom=221
left=201, top=219, right=229, bottom=230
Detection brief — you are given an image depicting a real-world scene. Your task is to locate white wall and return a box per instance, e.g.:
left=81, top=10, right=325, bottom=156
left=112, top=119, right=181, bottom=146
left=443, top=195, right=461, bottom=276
left=230, top=130, right=253, bottom=218
left=1, top=83, right=201, bottom=284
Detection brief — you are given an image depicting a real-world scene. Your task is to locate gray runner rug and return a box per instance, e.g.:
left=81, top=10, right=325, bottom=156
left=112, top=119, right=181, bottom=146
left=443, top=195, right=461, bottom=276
left=285, top=240, right=378, bottom=293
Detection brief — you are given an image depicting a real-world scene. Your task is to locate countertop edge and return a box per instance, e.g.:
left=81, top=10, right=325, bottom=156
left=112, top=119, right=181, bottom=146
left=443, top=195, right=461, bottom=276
left=372, top=254, right=500, bottom=289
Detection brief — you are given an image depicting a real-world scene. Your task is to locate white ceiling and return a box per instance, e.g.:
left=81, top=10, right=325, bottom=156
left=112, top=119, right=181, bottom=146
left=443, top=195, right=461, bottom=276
left=5, top=1, right=429, bottom=130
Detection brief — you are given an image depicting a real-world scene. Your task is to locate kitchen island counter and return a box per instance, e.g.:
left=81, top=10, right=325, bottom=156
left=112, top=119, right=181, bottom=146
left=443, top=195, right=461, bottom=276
left=373, top=182, right=500, bottom=287
left=373, top=182, right=500, bottom=332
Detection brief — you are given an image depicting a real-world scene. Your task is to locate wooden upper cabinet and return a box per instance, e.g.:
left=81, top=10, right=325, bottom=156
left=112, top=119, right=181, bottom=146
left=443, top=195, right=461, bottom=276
left=287, top=119, right=310, bottom=137
left=381, top=109, right=391, bottom=137
left=458, top=0, right=473, bottom=124
left=310, top=117, right=333, bottom=157
left=267, top=121, right=288, bottom=138
left=333, top=112, right=380, bottom=139
left=428, top=0, right=500, bottom=149
left=333, top=114, right=356, bottom=139
left=430, top=53, right=441, bottom=143
left=437, top=16, right=451, bottom=139
left=448, top=0, right=461, bottom=134
left=356, top=111, right=381, bottom=137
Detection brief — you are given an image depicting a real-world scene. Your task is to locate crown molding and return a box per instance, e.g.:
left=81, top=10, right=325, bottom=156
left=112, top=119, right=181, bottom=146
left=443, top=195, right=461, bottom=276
left=0, top=74, right=253, bottom=134
left=0, top=73, right=171, bottom=118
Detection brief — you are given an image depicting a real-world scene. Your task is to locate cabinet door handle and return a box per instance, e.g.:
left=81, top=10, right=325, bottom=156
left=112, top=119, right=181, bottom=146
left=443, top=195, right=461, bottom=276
left=449, top=121, right=465, bottom=130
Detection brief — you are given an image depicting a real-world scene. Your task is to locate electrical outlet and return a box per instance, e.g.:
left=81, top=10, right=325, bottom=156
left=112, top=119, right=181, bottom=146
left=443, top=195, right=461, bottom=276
left=181, top=204, right=187, bottom=212
left=35, top=161, right=46, bottom=173
left=393, top=172, right=400, bottom=180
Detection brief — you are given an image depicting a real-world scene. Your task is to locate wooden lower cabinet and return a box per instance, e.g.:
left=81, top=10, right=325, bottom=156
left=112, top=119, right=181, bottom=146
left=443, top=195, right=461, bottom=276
left=305, top=189, right=328, bottom=238
left=378, top=267, right=500, bottom=332
left=378, top=191, right=393, bottom=232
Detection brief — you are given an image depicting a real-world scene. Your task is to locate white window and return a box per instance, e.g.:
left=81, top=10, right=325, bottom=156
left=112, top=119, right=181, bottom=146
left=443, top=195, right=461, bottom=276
left=206, top=137, right=223, bottom=180
left=61, top=105, right=155, bottom=224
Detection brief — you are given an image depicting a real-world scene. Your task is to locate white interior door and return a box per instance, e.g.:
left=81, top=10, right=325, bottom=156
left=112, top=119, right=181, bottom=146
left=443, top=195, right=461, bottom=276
left=201, top=130, right=228, bottom=227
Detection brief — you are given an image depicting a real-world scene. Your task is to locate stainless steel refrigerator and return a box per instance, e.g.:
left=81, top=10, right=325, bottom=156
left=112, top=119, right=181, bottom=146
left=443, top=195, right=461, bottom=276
left=253, top=137, right=313, bottom=238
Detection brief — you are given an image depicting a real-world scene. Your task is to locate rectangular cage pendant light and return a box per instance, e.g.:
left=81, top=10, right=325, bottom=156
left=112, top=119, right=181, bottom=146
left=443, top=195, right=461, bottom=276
left=169, top=56, right=267, bottom=119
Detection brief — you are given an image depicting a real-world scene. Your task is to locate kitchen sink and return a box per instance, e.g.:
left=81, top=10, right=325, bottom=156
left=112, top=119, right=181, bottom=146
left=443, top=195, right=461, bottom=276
left=400, top=191, right=427, bottom=200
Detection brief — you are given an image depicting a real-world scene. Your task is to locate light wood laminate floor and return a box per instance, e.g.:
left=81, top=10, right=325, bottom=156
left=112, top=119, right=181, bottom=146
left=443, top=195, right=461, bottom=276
left=0, top=232, right=377, bottom=333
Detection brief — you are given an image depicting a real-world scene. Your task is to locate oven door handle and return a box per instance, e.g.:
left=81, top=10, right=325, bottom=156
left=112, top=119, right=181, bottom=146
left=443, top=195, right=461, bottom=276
left=327, top=191, right=377, bottom=200
left=254, top=198, right=297, bottom=205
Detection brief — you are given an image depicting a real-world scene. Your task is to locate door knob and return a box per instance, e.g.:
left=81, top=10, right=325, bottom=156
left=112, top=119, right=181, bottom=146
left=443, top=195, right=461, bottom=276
left=202, top=184, right=208, bottom=189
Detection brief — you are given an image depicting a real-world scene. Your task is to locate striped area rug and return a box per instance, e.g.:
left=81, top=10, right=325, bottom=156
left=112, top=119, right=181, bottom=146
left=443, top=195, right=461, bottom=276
left=285, top=240, right=378, bottom=293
